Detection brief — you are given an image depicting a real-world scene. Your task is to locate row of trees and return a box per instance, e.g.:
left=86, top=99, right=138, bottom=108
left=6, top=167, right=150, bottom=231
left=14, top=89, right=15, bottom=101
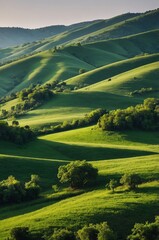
left=98, top=98, right=159, bottom=131
left=8, top=216, right=159, bottom=240
left=38, top=108, right=107, bottom=135
left=130, top=87, right=159, bottom=96
left=0, top=175, right=40, bottom=204
left=0, top=121, right=35, bottom=144
left=0, top=84, right=54, bottom=119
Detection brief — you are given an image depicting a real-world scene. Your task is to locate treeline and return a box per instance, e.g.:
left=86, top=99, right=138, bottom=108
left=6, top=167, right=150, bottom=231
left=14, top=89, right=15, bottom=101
left=98, top=98, right=159, bottom=131
left=38, top=108, right=107, bottom=135
left=130, top=87, right=159, bottom=96
left=0, top=175, right=40, bottom=204
left=0, top=121, right=35, bottom=144
left=8, top=216, right=159, bottom=240
left=0, top=84, right=54, bottom=119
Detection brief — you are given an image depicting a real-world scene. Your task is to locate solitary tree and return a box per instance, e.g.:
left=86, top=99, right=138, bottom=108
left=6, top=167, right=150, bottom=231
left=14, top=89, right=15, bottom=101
left=106, top=179, right=118, bottom=193
left=120, top=173, right=142, bottom=190
left=57, top=160, right=98, bottom=189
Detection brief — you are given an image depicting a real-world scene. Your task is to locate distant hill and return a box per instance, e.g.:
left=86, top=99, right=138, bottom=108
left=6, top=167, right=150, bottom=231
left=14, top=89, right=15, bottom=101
left=0, top=13, right=141, bottom=62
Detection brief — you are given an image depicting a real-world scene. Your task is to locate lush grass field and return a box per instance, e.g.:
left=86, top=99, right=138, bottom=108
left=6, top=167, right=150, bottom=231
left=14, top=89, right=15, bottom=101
left=81, top=61, right=159, bottom=96
left=0, top=152, right=158, bottom=239
left=0, top=126, right=158, bottom=240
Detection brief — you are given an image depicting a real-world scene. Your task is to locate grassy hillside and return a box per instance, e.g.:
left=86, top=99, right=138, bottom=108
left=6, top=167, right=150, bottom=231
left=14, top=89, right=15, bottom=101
left=0, top=124, right=158, bottom=239
left=0, top=8, right=159, bottom=240
left=67, top=53, right=159, bottom=88
left=0, top=9, right=158, bottom=64
left=0, top=50, right=94, bottom=96
left=0, top=13, right=140, bottom=63
left=0, top=30, right=158, bottom=98
left=82, top=61, right=159, bottom=96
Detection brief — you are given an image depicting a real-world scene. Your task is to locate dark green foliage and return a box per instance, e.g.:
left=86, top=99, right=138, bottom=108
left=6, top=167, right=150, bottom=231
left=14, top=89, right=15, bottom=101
left=0, top=84, right=54, bottom=119
left=0, top=175, right=40, bottom=204
left=98, top=98, right=159, bottom=131
left=25, top=175, right=41, bottom=200
left=0, top=121, right=35, bottom=144
left=77, top=225, right=98, bottom=240
left=77, top=222, right=116, bottom=240
left=57, top=160, right=98, bottom=189
left=127, top=216, right=159, bottom=240
left=50, top=229, right=76, bottom=240
left=0, top=176, right=25, bottom=204
left=120, top=174, right=142, bottom=190
left=10, top=227, right=31, bottom=240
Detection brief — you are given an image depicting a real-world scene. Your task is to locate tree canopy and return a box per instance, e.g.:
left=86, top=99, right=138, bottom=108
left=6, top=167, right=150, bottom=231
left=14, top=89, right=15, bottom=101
left=57, top=160, right=98, bottom=189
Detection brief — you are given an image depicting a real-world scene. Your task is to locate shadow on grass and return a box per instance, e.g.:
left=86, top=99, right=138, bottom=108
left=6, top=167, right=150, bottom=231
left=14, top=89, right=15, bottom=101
left=41, top=139, right=155, bottom=161
left=118, top=130, right=159, bottom=145
left=0, top=139, right=155, bottom=162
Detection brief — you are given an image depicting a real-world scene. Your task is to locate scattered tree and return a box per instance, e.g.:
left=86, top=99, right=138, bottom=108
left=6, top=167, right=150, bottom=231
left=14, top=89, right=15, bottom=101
left=106, top=179, right=118, bottom=193
left=57, top=160, right=98, bottom=189
left=120, top=174, right=142, bottom=190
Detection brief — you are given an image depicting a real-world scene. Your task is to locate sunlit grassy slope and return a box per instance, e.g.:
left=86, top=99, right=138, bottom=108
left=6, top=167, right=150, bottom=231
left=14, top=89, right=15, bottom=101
left=0, top=124, right=159, bottom=239
left=81, top=61, right=159, bottom=96
left=0, top=9, right=158, bottom=64
left=0, top=12, right=144, bottom=62
left=0, top=152, right=158, bottom=239
left=0, top=29, right=159, bottom=97
left=67, top=53, right=159, bottom=88
left=15, top=92, right=141, bottom=128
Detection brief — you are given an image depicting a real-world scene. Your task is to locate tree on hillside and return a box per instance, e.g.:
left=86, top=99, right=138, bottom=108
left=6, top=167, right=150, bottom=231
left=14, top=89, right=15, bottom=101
left=127, top=216, right=159, bottom=240
left=50, top=229, right=76, bottom=240
left=57, top=160, right=98, bottom=189
left=120, top=173, right=142, bottom=190
left=10, top=227, right=31, bottom=240
left=106, top=179, right=119, bottom=193
left=77, top=222, right=117, bottom=240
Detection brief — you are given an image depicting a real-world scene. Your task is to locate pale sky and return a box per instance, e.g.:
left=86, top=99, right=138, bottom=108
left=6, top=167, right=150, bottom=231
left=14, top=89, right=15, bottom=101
left=0, top=0, right=159, bottom=29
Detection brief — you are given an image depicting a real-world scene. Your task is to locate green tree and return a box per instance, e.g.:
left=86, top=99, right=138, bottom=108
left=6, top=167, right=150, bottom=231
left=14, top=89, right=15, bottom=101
left=50, top=229, right=76, bottom=240
left=77, top=222, right=116, bottom=240
left=106, top=179, right=118, bottom=193
left=120, top=174, right=142, bottom=190
left=10, top=227, right=31, bottom=240
left=127, top=216, right=159, bottom=240
left=57, top=160, right=98, bottom=189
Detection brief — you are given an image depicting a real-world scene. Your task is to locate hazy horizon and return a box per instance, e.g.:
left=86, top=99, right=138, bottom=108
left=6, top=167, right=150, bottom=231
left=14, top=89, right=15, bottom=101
left=0, top=0, right=159, bottom=29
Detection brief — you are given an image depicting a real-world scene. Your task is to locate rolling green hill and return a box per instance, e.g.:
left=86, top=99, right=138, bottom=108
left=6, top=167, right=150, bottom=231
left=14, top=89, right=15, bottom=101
left=0, top=9, right=158, bottom=64
left=0, top=126, right=158, bottom=239
left=0, top=8, right=159, bottom=240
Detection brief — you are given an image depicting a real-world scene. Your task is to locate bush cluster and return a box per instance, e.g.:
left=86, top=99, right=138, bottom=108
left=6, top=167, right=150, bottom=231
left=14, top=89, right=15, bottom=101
left=98, top=98, right=159, bottom=131
left=0, top=121, right=35, bottom=144
left=8, top=217, right=159, bottom=240
left=0, top=84, right=54, bottom=119
left=0, top=175, right=40, bottom=204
